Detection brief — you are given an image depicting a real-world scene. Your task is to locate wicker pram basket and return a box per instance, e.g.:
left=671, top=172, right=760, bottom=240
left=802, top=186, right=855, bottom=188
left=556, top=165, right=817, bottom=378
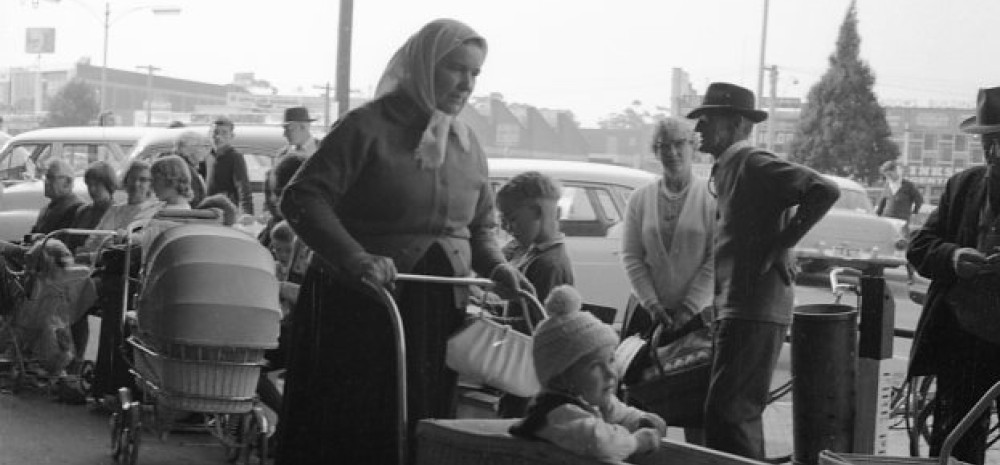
left=132, top=335, right=264, bottom=414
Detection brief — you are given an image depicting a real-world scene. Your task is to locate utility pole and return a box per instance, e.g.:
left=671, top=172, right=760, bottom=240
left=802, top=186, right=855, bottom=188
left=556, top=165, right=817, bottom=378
left=755, top=0, right=770, bottom=146
left=101, top=1, right=109, bottom=114
left=313, top=82, right=332, bottom=128
left=767, top=64, right=778, bottom=153
left=136, top=65, right=160, bottom=126
left=335, top=0, right=354, bottom=118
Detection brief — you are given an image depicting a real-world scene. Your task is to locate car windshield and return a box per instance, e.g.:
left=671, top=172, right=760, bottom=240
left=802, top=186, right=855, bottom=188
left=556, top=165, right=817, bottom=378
left=833, top=189, right=874, bottom=214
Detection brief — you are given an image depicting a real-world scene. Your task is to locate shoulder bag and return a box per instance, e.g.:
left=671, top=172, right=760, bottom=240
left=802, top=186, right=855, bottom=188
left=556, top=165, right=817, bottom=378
left=446, top=291, right=546, bottom=398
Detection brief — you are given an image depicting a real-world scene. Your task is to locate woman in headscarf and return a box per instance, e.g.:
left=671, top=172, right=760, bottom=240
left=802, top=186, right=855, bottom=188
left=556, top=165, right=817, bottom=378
left=275, top=19, right=529, bottom=464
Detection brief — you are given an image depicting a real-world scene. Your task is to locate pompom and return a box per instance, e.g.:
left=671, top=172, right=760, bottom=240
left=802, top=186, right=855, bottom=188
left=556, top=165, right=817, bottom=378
left=544, top=285, right=582, bottom=317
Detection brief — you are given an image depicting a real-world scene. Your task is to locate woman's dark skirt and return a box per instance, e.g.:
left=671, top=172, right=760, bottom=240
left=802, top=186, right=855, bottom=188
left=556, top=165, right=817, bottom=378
left=275, top=244, right=465, bottom=465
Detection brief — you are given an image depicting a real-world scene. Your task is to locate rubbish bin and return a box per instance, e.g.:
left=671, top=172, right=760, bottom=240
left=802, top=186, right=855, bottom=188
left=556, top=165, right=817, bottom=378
left=792, top=304, right=858, bottom=465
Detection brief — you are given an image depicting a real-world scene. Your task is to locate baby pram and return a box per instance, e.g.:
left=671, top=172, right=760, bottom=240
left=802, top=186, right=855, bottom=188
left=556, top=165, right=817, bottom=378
left=109, top=221, right=281, bottom=465
left=0, top=228, right=116, bottom=396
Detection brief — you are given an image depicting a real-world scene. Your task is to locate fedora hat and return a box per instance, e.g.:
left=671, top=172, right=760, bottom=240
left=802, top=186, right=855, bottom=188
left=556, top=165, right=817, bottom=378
left=283, top=106, right=316, bottom=124
left=960, top=87, right=1000, bottom=134
left=686, top=82, right=769, bottom=123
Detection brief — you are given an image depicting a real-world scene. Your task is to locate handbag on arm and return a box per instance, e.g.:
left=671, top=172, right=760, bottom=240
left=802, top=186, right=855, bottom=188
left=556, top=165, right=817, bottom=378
left=445, top=291, right=546, bottom=398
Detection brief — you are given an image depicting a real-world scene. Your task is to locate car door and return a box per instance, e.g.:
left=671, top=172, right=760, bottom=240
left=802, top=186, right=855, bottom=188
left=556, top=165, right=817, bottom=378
left=557, top=182, right=631, bottom=315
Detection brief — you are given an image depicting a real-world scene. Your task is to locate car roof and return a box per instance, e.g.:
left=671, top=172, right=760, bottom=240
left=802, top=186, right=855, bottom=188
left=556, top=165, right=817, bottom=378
left=488, top=158, right=656, bottom=189
left=822, top=173, right=865, bottom=192
left=128, top=125, right=295, bottom=160
left=5, top=126, right=154, bottom=143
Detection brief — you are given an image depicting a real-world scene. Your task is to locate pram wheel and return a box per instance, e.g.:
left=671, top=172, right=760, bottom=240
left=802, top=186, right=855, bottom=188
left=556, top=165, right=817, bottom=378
left=224, top=407, right=268, bottom=465
left=78, top=360, right=95, bottom=400
left=221, top=414, right=244, bottom=462
left=110, top=388, right=141, bottom=465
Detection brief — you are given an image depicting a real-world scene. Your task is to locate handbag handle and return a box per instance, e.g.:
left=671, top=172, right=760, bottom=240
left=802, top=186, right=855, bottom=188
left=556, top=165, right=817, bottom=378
left=648, top=323, right=668, bottom=377
left=517, top=289, right=546, bottom=333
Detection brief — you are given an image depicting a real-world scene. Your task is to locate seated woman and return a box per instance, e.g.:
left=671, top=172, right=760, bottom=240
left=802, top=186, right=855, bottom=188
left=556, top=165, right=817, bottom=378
left=131, top=156, right=194, bottom=256
left=77, top=160, right=158, bottom=263
left=13, top=239, right=96, bottom=380
left=67, top=161, right=117, bottom=253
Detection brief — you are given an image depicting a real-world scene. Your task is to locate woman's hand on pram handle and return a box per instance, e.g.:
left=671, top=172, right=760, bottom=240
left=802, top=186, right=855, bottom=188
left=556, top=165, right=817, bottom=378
left=346, top=252, right=397, bottom=288
left=488, top=263, right=535, bottom=301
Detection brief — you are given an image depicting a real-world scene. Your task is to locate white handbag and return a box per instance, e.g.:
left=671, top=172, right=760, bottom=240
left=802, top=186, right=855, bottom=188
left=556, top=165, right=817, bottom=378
left=446, top=293, right=544, bottom=398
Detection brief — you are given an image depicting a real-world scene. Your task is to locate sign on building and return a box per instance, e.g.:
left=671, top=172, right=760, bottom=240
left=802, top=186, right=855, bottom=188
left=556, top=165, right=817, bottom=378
left=25, top=28, right=55, bottom=54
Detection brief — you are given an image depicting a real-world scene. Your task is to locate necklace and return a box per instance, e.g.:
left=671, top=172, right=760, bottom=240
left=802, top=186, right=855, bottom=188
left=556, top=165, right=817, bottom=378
left=661, top=176, right=690, bottom=200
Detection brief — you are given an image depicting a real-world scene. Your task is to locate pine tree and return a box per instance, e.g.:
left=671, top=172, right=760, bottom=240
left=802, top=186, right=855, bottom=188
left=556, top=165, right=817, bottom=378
left=41, top=79, right=100, bottom=128
left=789, top=1, right=898, bottom=184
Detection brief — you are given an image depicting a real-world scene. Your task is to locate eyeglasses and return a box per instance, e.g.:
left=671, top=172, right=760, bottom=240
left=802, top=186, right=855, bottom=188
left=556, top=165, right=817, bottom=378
left=653, top=139, right=692, bottom=151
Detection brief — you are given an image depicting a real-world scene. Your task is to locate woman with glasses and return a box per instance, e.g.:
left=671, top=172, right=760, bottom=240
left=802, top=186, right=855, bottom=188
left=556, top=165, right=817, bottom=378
left=620, top=117, right=716, bottom=443
left=77, top=160, right=157, bottom=258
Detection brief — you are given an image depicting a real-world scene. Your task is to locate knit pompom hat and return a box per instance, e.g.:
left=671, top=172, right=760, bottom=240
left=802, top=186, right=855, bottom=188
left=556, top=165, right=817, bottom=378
left=532, top=285, right=620, bottom=387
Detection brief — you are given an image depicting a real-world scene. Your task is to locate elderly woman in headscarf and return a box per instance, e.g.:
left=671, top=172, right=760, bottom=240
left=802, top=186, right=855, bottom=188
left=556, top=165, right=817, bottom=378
left=275, top=18, right=530, bottom=464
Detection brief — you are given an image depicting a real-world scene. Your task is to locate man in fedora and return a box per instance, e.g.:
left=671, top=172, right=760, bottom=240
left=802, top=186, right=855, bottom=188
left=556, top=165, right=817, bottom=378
left=277, top=106, right=322, bottom=159
left=688, top=82, right=839, bottom=459
left=907, top=86, right=1000, bottom=465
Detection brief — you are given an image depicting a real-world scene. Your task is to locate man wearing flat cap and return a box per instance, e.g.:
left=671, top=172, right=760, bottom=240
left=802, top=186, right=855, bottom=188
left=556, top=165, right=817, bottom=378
left=907, top=86, right=1000, bottom=465
left=689, top=82, right=840, bottom=459
left=277, top=107, right=322, bottom=159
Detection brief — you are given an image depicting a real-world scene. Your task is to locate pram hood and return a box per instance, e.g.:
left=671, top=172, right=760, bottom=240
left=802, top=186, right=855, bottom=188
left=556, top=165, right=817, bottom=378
left=137, top=224, right=281, bottom=349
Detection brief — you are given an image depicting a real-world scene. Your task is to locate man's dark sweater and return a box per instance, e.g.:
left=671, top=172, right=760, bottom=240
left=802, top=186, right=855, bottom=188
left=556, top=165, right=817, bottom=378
left=207, top=146, right=253, bottom=214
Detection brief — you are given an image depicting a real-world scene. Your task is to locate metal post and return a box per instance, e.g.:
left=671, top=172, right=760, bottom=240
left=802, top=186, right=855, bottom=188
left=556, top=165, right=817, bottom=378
left=852, top=267, right=895, bottom=455
left=767, top=64, right=778, bottom=153
left=100, top=1, right=109, bottom=114
left=335, top=0, right=353, bottom=118
left=137, top=65, right=160, bottom=126
left=755, top=0, right=770, bottom=146
left=34, top=54, right=42, bottom=114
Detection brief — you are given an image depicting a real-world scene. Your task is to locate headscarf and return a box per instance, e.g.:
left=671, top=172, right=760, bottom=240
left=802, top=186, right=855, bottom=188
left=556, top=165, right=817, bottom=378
left=375, top=18, right=487, bottom=170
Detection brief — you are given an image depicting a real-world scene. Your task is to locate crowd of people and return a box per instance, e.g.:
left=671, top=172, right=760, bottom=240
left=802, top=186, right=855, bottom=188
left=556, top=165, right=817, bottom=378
left=3, top=14, right=1000, bottom=465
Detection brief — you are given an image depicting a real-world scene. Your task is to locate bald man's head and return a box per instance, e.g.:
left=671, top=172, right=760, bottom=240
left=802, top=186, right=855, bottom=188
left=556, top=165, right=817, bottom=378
left=43, top=159, right=75, bottom=200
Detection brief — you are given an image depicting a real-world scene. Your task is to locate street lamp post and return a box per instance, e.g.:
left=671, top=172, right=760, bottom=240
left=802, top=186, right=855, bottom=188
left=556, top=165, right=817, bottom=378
left=39, top=1, right=180, bottom=116
left=99, top=3, right=181, bottom=116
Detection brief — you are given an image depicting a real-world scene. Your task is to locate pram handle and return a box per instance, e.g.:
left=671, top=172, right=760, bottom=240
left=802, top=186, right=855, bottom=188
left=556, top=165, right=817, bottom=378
left=395, top=273, right=494, bottom=288
left=368, top=273, right=542, bottom=465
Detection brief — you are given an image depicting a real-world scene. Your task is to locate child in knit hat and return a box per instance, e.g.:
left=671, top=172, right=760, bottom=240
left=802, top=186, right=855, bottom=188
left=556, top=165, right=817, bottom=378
left=510, top=285, right=666, bottom=462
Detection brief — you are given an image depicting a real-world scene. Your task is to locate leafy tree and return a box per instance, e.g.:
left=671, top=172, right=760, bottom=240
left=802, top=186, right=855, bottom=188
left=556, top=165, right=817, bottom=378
left=597, top=100, right=667, bottom=130
left=789, top=1, right=898, bottom=184
left=41, top=78, right=100, bottom=128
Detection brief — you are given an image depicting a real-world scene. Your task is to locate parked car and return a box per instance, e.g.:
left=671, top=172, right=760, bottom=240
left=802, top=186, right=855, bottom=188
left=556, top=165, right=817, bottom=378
left=488, top=158, right=656, bottom=324
left=0, top=126, right=152, bottom=187
left=795, top=174, right=909, bottom=272
left=0, top=125, right=315, bottom=241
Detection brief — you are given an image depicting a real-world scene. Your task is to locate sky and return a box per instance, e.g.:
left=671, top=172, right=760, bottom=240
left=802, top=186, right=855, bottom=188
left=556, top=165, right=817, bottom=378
left=1, top=0, right=998, bottom=127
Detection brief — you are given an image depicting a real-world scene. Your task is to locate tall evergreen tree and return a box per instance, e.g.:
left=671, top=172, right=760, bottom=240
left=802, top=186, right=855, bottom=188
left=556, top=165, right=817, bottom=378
left=41, top=78, right=99, bottom=128
left=789, top=1, right=898, bottom=184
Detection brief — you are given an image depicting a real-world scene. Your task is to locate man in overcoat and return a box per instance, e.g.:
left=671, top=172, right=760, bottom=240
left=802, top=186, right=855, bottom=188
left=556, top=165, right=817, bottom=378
left=907, top=86, right=1000, bottom=465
